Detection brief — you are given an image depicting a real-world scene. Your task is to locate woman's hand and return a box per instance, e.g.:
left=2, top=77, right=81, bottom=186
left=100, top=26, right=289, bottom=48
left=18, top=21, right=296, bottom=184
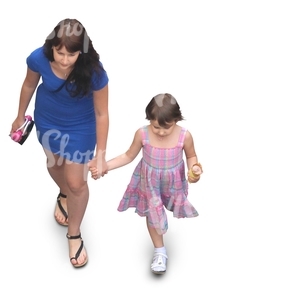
left=10, top=116, right=26, bottom=136
left=89, top=166, right=100, bottom=180
left=87, top=153, right=108, bottom=180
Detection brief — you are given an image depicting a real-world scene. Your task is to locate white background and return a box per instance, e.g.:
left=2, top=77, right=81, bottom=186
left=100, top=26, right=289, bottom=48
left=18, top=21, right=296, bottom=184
left=1, top=0, right=300, bottom=299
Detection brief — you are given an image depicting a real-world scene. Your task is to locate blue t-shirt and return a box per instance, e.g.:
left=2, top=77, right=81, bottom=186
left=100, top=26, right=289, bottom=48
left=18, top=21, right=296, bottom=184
left=27, top=47, right=109, bottom=163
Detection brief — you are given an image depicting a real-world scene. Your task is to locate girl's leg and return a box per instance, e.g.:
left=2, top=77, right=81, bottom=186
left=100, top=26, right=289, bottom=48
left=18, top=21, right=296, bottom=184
left=146, top=217, right=164, bottom=248
left=146, top=218, right=168, bottom=274
left=43, top=148, right=69, bottom=225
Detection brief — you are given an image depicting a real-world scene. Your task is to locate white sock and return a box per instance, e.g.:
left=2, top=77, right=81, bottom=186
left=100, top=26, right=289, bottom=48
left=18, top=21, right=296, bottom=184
left=151, top=247, right=168, bottom=273
left=154, top=246, right=167, bottom=255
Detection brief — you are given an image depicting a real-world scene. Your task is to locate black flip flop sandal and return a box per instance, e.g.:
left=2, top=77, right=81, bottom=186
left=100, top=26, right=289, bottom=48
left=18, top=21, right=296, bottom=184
left=55, top=192, right=68, bottom=226
left=66, top=233, right=88, bottom=268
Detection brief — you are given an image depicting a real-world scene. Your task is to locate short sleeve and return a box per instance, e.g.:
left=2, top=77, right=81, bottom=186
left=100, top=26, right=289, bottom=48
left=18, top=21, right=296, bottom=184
left=91, top=62, right=109, bottom=91
left=26, top=47, right=43, bottom=72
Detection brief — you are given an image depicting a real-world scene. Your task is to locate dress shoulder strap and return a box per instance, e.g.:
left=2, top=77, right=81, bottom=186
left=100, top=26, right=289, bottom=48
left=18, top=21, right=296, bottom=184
left=140, top=125, right=149, bottom=146
left=177, top=127, right=187, bottom=147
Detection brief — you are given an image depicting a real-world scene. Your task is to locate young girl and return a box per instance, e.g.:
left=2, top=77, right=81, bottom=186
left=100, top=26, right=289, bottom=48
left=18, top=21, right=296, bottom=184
left=90, top=93, right=202, bottom=274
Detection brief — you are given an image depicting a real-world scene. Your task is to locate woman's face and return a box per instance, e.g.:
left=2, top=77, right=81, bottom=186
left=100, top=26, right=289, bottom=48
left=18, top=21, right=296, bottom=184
left=52, top=46, right=80, bottom=70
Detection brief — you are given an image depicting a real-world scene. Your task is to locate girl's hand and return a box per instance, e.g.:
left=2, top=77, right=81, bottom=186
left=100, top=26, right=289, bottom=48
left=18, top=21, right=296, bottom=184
left=187, top=172, right=201, bottom=183
left=187, top=163, right=203, bottom=183
left=87, top=153, right=108, bottom=180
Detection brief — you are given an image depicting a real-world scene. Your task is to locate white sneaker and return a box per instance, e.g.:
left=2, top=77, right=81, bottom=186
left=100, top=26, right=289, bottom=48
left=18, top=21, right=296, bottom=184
left=151, top=252, right=168, bottom=274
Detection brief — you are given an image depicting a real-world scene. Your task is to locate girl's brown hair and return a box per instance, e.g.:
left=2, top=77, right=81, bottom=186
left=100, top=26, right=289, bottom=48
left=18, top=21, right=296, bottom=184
left=145, top=93, right=184, bottom=126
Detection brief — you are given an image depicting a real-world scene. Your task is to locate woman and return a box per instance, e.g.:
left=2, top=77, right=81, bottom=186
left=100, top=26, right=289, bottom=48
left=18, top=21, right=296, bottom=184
left=10, top=18, right=109, bottom=268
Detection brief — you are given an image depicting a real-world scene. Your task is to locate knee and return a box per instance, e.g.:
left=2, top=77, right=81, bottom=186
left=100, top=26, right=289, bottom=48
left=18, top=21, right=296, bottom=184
left=66, top=181, right=87, bottom=196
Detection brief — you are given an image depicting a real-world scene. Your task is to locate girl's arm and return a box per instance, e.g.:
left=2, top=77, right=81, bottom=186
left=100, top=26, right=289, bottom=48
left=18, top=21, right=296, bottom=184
left=11, top=68, right=40, bottom=133
left=107, top=128, right=143, bottom=171
left=89, top=84, right=109, bottom=176
left=183, top=130, right=202, bottom=183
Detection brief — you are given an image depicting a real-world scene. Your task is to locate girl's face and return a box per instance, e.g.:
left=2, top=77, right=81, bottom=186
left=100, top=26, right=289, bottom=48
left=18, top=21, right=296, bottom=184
left=150, top=120, right=176, bottom=138
left=52, top=46, right=80, bottom=69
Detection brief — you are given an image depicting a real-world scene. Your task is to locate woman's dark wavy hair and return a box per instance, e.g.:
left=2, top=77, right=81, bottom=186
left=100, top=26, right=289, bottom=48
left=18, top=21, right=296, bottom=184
left=145, top=93, right=184, bottom=126
left=43, top=18, right=104, bottom=98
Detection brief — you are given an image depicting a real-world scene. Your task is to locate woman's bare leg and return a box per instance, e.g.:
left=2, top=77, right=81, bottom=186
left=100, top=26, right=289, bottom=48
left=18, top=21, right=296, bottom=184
left=43, top=149, right=69, bottom=225
left=64, top=160, right=89, bottom=266
left=43, top=149, right=89, bottom=266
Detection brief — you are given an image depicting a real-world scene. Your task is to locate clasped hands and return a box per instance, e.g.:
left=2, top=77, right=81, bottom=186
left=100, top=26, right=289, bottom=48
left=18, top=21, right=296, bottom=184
left=87, top=156, right=108, bottom=180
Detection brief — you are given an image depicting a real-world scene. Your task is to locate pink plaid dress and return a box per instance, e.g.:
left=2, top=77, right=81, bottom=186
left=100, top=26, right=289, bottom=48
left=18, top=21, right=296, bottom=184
left=117, top=125, right=199, bottom=234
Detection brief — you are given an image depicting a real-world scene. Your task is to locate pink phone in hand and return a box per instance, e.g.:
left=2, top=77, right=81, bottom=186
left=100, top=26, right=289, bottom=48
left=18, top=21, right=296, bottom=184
left=10, top=115, right=35, bottom=145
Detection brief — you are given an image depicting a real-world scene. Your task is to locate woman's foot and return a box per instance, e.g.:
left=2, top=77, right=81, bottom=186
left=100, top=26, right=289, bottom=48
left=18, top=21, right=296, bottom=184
left=67, top=233, right=88, bottom=268
left=54, top=192, right=68, bottom=226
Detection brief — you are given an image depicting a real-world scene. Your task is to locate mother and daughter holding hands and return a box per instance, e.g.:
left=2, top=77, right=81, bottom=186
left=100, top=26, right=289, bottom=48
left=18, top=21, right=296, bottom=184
left=10, top=18, right=203, bottom=274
